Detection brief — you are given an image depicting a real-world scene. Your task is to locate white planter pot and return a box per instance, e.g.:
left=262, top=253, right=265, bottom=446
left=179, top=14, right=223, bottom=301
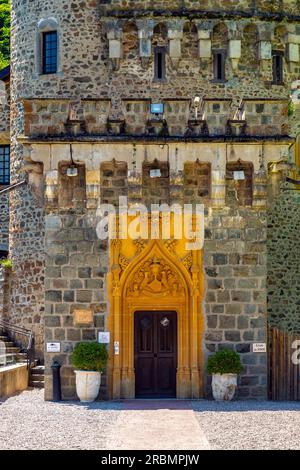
left=75, top=370, right=101, bottom=403
left=212, top=373, right=237, bottom=401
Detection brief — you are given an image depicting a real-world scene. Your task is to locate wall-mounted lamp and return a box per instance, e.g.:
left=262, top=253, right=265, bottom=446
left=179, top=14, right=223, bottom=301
left=67, top=144, right=78, bottom=177
left=193, top=96, right=201, bottom=119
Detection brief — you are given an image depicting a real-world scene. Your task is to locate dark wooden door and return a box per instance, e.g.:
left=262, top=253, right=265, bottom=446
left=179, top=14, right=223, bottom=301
left=134, top=311, right=177, bottom=398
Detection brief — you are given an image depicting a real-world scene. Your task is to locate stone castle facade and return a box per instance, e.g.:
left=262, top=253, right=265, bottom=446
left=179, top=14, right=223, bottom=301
left=0, top=0, right=300, bottom=400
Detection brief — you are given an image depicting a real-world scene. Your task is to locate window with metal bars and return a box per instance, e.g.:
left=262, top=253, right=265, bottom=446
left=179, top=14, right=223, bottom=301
left=42, top=31, right=58, bottom=74
left=0, top=146, right=10, bottom=185
left=272, top=52, right=284, bottom=85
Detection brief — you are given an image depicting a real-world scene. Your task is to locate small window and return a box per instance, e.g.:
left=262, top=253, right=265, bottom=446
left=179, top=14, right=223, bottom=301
left=213, top=51, right=226, bottom=81
left=154, top=47, right=166, bottom=81
left=272, top=52, right=283, bottom=85
left=42, top=31, right=58, bottom=74
left=0, top=146, right=10, bottom=186
left=0, top=250, right=8, bottom=260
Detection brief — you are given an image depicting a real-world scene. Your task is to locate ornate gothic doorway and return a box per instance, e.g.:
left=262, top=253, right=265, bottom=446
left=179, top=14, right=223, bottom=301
left=107, top=216, right=204, bottom=399
left=134, top=311, right=177, bottom=398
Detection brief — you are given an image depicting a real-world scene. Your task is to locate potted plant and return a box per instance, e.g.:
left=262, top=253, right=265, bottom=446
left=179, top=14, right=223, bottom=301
left=71, top=342, right=108, bottom=403
left=0, top=259, right=13, bottom=269
left=207, top=349, right=243, bottom=401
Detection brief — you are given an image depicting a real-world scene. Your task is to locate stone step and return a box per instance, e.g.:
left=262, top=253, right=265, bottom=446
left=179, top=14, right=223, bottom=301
left=29, top=381, right=44, bottom=389
left=31, top=366, right=45, bottom=375
left=0, top=335, right=9, bottom=342
left=16, top=352, right=27, bottom=358
left=0, top=341, right=14, bottom=348
left=6, top=347, right=20, bottom=353
left=31, top=375, right=44, bottom=382
left=30, top=374, right=45, bottom=381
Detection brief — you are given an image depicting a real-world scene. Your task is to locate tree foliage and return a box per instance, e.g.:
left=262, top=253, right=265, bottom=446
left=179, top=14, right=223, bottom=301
left=0, top=0, right=10, bottom=70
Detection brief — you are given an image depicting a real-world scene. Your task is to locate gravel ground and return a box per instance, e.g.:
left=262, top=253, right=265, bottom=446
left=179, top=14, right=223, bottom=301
left=1, top=390, right=300, bottom=450
left=193, top=401, right=300, bottom=450
left=0, top=389, right=121, bottom=450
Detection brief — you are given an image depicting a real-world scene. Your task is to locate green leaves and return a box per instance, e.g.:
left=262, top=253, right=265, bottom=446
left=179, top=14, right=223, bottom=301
left=0, top=0, right=10, bottom=69
left=0, top=258, right=13, bottom=269
left=207, top=349, right=243, bottom=375
left=71, top=342, right=109, bottom=373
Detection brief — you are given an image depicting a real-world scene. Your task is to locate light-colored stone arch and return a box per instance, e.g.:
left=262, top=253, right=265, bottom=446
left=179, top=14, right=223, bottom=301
left=35, top=17, right=62, bottom=77
left=107, top=220, right=204, bottom=399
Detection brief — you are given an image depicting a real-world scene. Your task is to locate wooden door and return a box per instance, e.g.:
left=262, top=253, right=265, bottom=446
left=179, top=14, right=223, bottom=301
left=134, top=311, right=177, bottom=398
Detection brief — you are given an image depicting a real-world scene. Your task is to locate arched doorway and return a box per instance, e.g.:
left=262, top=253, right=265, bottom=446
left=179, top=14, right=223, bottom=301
left=107, top=219, right=204, bottom=399
left=135, top=310, right=177, bottom=398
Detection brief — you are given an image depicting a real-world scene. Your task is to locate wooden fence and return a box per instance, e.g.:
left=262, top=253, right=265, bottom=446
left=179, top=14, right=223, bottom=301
left=268, top=327, right=300, bottom=401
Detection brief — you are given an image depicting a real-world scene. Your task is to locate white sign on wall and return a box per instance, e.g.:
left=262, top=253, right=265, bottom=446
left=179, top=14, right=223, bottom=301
left=98, top=332, right=110, bottom=344
left=150, top=169, right=161, bottom=178
left=253, top=343, right=267, bottom=353
left=233, top=170, right=245, bottom=181
left=46, top=342, right=61, bottom=353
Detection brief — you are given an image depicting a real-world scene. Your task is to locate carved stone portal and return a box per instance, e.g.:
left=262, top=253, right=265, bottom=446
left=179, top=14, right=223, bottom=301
left=107, top=215, right=204, bottom=400
left=127, top=257, right=184, bottom=298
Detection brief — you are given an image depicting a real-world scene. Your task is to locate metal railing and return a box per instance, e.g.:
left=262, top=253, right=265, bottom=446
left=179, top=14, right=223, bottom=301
left=0, top=319, right=35, bottom=370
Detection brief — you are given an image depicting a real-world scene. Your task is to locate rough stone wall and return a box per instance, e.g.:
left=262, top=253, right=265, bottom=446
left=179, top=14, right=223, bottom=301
left=0, top=266, right=10, bottom=321
left=183, top=161, right=211, bottom=203
left=0, top=194, right=9, bottom=251
left=268, top=186, right=300, bottom=333
left=40, top=141, right=269, bottom=400
left=0, top=80, right=10, bottom=135
left=100, top=1, right=299, bottom=15
left=204, top=208, right=267, bottom=399
left=142, top=161, right=170, bottom=206
left=11, top=1, right=299, bottom=113
left=10, top=0, right=296, bottom=397
left=100, top=161, right=128, bottom=205
left=44, top=211, right=108, bottom=400
left=43, top=192, right=268, bottom=401
left=22, top=97, right=290, bottom=138
left=0, top=77, right=10, bottom=254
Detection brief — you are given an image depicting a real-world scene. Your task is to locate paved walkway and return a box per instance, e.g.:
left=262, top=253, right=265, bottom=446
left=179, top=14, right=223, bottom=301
left=1, top=390, right=300, bottom=450
left=106, top=400, right=210, bottom=450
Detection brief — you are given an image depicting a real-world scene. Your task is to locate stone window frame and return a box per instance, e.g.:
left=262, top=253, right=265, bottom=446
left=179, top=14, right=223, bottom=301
left=35, top=18, right=63, bottom=78
left=272, top=50, right=284, bottom=86
left=212, top=49, right=227, bottom=83
left=154, top=46, right=167, bottom=83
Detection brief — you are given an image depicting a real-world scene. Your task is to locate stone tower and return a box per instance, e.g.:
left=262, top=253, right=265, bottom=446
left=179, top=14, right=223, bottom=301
left=7, top=0, right=300, bottom=399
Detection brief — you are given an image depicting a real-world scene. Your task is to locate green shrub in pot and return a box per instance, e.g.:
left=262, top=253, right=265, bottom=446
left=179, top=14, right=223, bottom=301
left=71, top=342, right=108, bottom=402
left=207, top=349, right=243, bottom=375
left=207, top=349, right=243, bottom=401
left=71, top=342, right=108, bottom=372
